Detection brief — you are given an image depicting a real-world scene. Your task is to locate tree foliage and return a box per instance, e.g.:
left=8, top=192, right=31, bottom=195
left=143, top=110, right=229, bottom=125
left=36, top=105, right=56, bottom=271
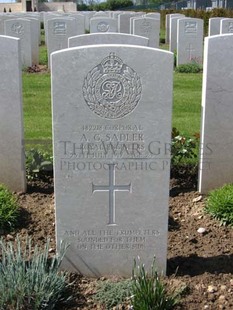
left=77, top=0, right=133, bottom=11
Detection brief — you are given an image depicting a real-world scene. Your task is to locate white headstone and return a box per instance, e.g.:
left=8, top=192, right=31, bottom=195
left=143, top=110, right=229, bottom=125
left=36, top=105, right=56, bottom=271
left=166, top=13, right=184, bottom=45
left=43, top=13, right=61, bottom=45
left=132, top=17, right=160, bottom=48
left=177, top=18, right=203, bottom=66
left=83, top=11, right=95, bottom=32
left=208, top=17, right=223, bottom=36
left=145, top=12, right=160, bottom=21
left=90, top=17, right=117, bottom=33
left=4, top=18, right=32, bottom=67
left=220, top=18, right=233, bottom=34
left=25, top=17, right=40, bottom=65
left=0, top=36, right=26, bottom=192
left=129, top=13, right=146, bottom=34
left=68, top=33, right=149, bottom=48
left=47, top=17, right=77, bottom=67
left=69, top=13, right=85, bottom=35
left=169, top=16, right=185, bottom=53
left=51, top=45, right=173, bottom=277
left=118, top=13, right=139, bottom=34
left=199, top=34, right=233, bottom=193
left=0, top=15, right=15, bottom=35
left=93, top=11, right=110, bottom=18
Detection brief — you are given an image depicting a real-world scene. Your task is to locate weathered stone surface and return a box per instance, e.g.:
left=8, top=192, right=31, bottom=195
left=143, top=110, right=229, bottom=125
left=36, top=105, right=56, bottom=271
left=51, top=44, right=173, bottom=277
left=199, top=34, right=233, bottom=193
left=0, top=36, right=26, bottom=192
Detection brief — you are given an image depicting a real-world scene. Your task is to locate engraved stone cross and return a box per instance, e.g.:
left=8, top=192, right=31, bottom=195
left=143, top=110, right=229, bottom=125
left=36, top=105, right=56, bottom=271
left=92, top=164, right=132, bottom=225
left=186, top=43, right=195, bottom=60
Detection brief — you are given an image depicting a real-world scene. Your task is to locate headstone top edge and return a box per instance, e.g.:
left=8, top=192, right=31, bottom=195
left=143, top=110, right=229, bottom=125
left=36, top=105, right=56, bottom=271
left=0, top=35, right=20, bottom=42
left=206, top=33, right=233, bottom=41
left=69, top=33, right=148, bottom=39
left=50, top=44, right=174, bottom=57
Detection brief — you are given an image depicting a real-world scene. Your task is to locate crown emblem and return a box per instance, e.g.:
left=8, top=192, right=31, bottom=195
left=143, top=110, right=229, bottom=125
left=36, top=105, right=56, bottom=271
left=101, top=53, right=123, bottom=74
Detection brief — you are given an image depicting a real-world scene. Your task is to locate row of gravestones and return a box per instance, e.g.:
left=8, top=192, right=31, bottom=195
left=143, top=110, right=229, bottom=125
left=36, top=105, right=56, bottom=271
left=1, top=31, right=233, bottom=276
left=0, top=11, right=161, bottom=67
left=4, top=11, right=233, bottom=70
left=1, top=12, right=40, bottom=67
left=167, top=14, right=233, bottom=66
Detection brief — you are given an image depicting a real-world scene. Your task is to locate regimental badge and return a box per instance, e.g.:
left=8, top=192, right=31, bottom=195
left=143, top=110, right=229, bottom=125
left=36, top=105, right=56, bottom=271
left=11, top=23, right=24, bottom=35
left=97, top=22, right=110, bottom=32
left=83, top=53, right=142, bottom=119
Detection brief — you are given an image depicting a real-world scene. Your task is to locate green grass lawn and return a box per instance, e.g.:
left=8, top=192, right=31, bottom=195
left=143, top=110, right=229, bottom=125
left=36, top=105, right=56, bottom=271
left=23, top=72, right=51, bottom=148
left=173, top=72, right=202, bottom=136
left=22, top=44, right=203, bottom=150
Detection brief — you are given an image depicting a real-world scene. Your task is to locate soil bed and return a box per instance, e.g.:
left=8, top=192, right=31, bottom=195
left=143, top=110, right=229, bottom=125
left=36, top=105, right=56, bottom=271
left=6, top=175, right=233, bottom=310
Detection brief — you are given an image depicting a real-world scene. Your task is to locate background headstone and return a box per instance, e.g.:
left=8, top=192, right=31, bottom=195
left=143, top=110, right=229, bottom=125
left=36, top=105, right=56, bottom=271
left=220, top=18, right=233, bottom=34
left=90, top=17, right=117, bottom=33
left=25, top=17, right=40, bottom=65
left=132, top=17, right=160, bottom=48
left=208, top=17, right=223, bottom=36
left=47, top=17, right=77, bottom=67
left=166, top=13, right=184, bottom=45
left=69, top=13, right=85, bottom=36
left=4, top=18, right=32, bottom=67
left=169, top=16, right=185, bottom=53
left=177, top=18, right=203, bottom=66
left=51, top=44, right=173, bottom=277
left=118, top=12, right=139, bottom=34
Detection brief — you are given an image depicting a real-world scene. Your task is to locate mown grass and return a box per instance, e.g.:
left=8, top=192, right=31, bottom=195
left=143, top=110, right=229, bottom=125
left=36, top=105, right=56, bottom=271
left=22, top=43, right=203, bottom=146
left=23, top=73, right=51, bottom=143
left=173, top=73, right=202, bottom=136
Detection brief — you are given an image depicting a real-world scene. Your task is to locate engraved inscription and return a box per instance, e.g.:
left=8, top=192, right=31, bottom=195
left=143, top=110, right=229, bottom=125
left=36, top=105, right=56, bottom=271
left=92, top=163, right=132, bottom=225
left=97, top=21, right=110, bottom=32
left=186, top=43, right=195, bottom=60
left=140, top=19, right=152, bottom=34
left=228, top=22, right=233, bottom=33
left=64, top=228, right=160, bottom=251
left=53, top=22, right=67, bottom=35
left=11, top=23, right=24, bottom=35
left=83, top=52, right=142, bottom=119
left=185, top=21, right=197, bottom=33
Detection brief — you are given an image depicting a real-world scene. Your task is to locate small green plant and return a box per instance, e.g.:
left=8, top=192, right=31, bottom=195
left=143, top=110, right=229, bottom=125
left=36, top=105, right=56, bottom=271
left=131, top=257, right=178, bottom=310
left=175, top=62, right=202, bottom=73
left=0, top=236, right=71, bottom=310
left=94, top=279, right=132, bottom=309
left=205, top=184, right=233, bottom=226
left=26, top=149, right=53, bottom=180
left=0, top=184, right=19, bottom=232
left=171, top=127, right=199, bottom=166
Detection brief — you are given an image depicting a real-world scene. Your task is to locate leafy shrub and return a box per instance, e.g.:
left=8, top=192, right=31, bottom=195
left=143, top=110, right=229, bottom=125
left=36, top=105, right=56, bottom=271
left=94, top=279, right=132, bottom=309
left=205, top=184, right=233, bottom=226
left=0, top=236, right=71, bottom=310
left=131, top=257, right=178, bottom=310
left=171, top=128, right=199, bottom=166
left=175, top=62, right=202, bottom=73
left=26, top=149, right=53, bottom=180
left=0, top=184, right=19, bottom=232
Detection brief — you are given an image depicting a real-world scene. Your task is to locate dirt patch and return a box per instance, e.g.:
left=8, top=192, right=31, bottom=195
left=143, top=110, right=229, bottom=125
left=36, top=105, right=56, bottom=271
left=4, top=177, right=233, bottom=309
left=26, top=65, right=49, bottom=74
